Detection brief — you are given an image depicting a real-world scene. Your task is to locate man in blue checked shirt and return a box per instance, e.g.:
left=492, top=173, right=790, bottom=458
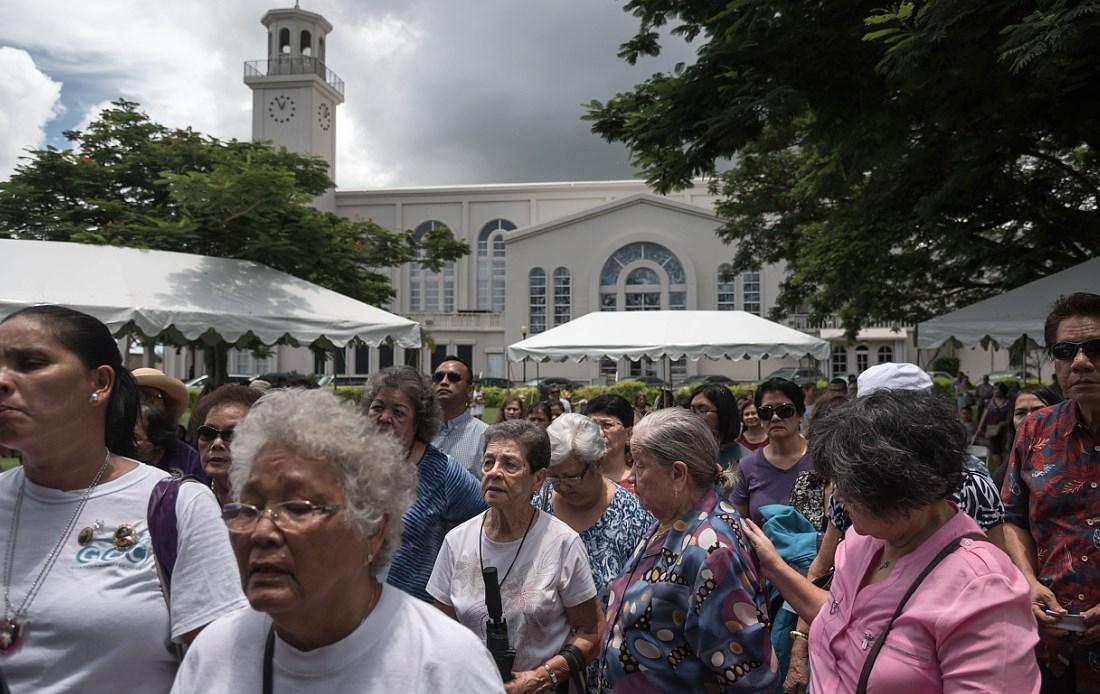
left=431, top=356, right=489, bottom=478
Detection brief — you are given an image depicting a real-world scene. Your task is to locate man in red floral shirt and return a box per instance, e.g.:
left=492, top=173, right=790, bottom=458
left=1004, top=292, right=1100, bottom=693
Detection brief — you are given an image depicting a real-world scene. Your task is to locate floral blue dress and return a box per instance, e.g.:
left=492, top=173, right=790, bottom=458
left=535, top=483, right=653, bottom=608
left=599, top=488, right=778, bottom=693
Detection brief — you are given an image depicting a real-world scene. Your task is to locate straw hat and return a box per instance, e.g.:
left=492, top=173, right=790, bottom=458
left=131, top=368, right=189, bottom=423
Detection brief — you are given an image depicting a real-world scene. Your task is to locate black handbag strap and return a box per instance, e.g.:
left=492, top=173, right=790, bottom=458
left=556, top=643, right=585, bottom=694
left=855, top=532, right=985, bottom=694
left=0, top=664, right=9, bottom=694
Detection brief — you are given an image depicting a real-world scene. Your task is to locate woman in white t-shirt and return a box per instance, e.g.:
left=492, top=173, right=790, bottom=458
left=428, top=420, right=603, bottom=694
left=173, top=388, right=505, bottom=693
left=0, top=305, right=246, bottom=694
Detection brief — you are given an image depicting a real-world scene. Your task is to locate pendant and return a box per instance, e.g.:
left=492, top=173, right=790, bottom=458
left=0, top=618, right=24, bottom=655
left=78, top=527, right=94, bottom=545
left=112, top=524, right=138, bottom=551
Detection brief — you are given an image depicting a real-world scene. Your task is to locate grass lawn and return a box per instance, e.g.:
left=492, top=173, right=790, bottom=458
left=1, top=457, right=19, bottom=471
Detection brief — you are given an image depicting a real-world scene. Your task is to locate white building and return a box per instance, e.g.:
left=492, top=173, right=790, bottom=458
left=162, top=5, right=1006, bottom=384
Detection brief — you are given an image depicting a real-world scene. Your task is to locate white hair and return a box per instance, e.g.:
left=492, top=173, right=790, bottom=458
left=547, top=413, right=606, bottom=467
left=228, top=388, right=416, bottom=572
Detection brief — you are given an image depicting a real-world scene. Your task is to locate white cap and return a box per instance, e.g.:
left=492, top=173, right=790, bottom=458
left=857, top=362, right=933, bottom=397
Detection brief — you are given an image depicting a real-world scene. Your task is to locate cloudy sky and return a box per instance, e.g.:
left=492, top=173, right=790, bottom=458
left=0, top=0, right=697, bottom=188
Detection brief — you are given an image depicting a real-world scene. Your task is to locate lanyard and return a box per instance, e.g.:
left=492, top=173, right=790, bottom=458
left=262, top=625, right=275, bottom=694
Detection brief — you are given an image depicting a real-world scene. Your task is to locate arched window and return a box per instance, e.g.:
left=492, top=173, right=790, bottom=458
left=529, top=268, right=547, bottom=334
left=553, top=267, right=571, bottom=326
left=741, top=271, right=761, bottom=315
left=877, top=345, right=894, bottom=364
left=717, top=264, right=736, bottom=311
left=856, top=344, right=870, bottom=373
left=279, top=28, right=291, bottom=54
left=477, top=219, right=514, bottom=312
left=599, top=242, right=687, bottom=312
left=300, top=30, right=313, bottom=56
left=408, top=221, right=455, bottom=313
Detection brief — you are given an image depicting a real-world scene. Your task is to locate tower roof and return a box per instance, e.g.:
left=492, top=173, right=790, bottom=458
left=261, top=7, right=333, bottom=34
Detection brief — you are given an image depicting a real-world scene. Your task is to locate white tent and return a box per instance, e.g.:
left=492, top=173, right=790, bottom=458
left=507, top=310, right=830, bottom=363
left=915, top=256, right=1100, bottom=349
left=0, top=239, right=420, bottom=349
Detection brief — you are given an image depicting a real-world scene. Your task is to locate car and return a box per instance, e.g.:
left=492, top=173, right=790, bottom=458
left=761, top=367, right=825, bottom=386
left=927, top=370, right=955, bottom=381
left=986, top=370, right=1037, bottom=383
left=476, top=377, right=514, bottom=389
left=522, top=377, right=578, bottom=389
left=622, top=375, right=671, bottom=388
left=700, top=374, right=736, bottom=385
left=184, top=374, right=253, bottom=389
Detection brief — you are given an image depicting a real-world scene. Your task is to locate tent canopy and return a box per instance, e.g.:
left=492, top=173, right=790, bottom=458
left=915, top=256, right=1100, bottom=350
left=507, top=310, right=831, bottom=363
left=0, top=239, right=420, bottom=349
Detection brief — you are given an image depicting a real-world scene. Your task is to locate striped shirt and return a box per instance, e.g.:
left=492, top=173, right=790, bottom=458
left=432, top=410, right=490, bottom=478
left=386, top=444, right=487, bottom=602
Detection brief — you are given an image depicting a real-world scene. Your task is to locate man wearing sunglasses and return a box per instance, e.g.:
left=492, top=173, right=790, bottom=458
left=430, top=356, right=489, bottom=478
left=1003, top=292, right=1100, bottom=693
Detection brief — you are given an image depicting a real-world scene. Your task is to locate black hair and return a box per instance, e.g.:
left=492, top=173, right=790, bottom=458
left=188, top=385, right=263, bottom=444
left=829, top=377, right=848, bottom=387
left=3, top=305, right=137, bottom=458
left=1045, top=292, right=1100, bottom=352
left=689, top=383, right=742, bottom=446
left=139, top=402, right=179, bottom=460
left=583, top=393, right=635, bottom=428
left=435, top=355, right=473, bottom=382
left=527, top=400, right=553, bottom=421
left=753, top=377, right=806, bottom=415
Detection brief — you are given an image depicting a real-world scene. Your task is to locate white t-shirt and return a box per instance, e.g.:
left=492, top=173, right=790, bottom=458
left=171, top=584, right=506, bottom=693
left=426, top=509, right=596, bottom=672
left=0, top=463, right=247, bottom=693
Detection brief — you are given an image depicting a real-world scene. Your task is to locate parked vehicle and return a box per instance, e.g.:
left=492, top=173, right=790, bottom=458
left=761, top=367, right=825, bottom=386
left=477, top=377, right=514, bottom=389
left=986, top=370, right=1037, bottom=383
left=184, top=374, right=253, bottom=389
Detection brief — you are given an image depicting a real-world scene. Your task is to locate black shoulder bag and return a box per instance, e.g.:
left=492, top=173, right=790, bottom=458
left=854, top=532, right=985, bottom=694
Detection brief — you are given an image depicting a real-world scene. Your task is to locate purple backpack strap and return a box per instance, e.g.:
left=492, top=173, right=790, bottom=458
left=148, top=476, right=201, bottom=594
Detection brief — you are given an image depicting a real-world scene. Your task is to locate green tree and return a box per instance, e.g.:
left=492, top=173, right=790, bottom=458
left=585, top=1, right=1100, bottom=333
left=0, top=100, right=468, bottom=385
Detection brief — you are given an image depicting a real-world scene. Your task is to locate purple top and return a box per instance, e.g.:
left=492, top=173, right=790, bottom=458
left=730, top=446, right=813, bottom=523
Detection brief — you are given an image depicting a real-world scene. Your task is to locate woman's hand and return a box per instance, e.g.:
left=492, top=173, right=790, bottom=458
left=741, top=518, right=783, bottom=578
left=784, top=638, right=809, bottom=694
left=504, top=670, right=550, bottom=694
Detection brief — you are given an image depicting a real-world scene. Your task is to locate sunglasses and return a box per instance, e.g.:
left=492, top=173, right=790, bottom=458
left=196, top=425, right=235, bottom=443
left=432, top=371, right=463, bottom=384
left=1051, top=339, right=1100, bottom=362
left=757, top=403, right=797, bottom=420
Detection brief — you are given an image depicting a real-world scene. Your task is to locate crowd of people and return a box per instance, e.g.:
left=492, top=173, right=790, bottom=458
left=0, top=291, right=1097, bottom=692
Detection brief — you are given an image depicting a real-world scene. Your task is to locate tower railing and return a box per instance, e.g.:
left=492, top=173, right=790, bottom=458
left=244, top=57, right=345, bottom=97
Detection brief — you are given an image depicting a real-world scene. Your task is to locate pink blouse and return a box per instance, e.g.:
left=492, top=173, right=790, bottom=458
left=809, top=508, right=1040, bottom=693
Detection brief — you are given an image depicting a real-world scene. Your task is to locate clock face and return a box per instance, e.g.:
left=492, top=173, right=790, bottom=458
left=317, top=103, right=332, bottom=131
left=267, top=95, right=296, bottom=123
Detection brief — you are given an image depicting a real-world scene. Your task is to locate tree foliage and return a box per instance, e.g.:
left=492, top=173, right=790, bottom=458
left=0, top=100, right=468, bottom=309
left=585, top=1, right=1100, bottom=332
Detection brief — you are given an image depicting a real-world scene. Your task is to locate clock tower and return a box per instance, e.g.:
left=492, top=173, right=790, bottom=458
left=244, top=5, right=344, bottom=210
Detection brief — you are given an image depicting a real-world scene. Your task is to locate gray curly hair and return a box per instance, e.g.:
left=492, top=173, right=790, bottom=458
left=229, top=388, right=416, bottom=572
left=547, top=413, right=606, bottom=468
left=361, top=365, right=444, bottom=442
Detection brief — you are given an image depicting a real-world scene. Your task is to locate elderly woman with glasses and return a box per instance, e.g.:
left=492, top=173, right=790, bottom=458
left=731, top=378, right=812, bottom=524
left=583, top=394, right=635, bottom=491
left=361, top=366, right=486, bottom=602
left=428, top=420, right=603, bottom=694
left=536, top=414, right=653, bottom=607
left=191, top=385, right=262, bottom=506
left=742, top=390, right=1040, bottom=693
left=172, top=388, right=504, bottom=693
left=599, top=408, right=778, bottom=692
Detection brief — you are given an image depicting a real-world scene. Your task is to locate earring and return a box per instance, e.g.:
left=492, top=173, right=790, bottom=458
left=90, top=393, right=99, bottom=403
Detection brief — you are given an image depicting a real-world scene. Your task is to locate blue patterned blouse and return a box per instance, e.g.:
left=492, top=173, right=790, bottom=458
left=535, top=483, right=653, bottom=608
left=599, top=488, right=778, bottom=693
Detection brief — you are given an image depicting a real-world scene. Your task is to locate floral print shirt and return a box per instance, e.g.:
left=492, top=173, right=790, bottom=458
left=599, top=489, right=778, bottom=692
left=1003, top=400, right=1100, bottom=692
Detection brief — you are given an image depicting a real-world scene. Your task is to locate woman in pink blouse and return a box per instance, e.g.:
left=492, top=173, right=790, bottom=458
left=743, top=389, right=1040, bottom=693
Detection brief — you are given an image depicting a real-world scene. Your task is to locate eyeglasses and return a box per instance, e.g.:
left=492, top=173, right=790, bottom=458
left=222, top=500, right=341, bottom=532
left=548, top=466, right=590, bottom=485
left=691, top=405, right=718, bottom=416
left=757, top=403, right=797, bottom=420
left=196, top=425, right=235, bottom=443
left=432, top=371, right=463, bottom=383
left=1051, top=339, right=1100, bottom=362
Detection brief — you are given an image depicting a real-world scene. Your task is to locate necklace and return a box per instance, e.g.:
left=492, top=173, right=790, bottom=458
left=478, top=507, right=537, bottom=588
left=877, top=558, right=891, bottom=571
left=1, top=449, right=112, bottom=655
